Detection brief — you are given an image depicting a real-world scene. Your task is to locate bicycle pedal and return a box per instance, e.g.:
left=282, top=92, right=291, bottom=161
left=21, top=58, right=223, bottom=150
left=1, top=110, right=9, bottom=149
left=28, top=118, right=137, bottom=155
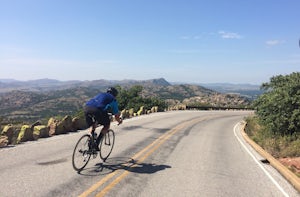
left=93, top=153, right=97, bottom=158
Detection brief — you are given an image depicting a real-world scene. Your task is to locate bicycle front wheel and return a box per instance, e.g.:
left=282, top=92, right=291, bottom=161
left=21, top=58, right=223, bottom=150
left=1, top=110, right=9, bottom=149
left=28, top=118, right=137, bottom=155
left=99, top=129, right=115, bottom=161
left=72, top=134, right=91, bottom=172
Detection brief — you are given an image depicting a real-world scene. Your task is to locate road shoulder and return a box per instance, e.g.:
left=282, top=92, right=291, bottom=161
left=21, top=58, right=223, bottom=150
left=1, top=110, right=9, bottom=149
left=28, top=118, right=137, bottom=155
left=240, top=122, right=300, bottom=193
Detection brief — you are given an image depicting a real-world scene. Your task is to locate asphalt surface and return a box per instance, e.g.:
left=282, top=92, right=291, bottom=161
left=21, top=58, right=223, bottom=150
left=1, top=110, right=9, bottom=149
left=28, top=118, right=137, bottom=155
left=0, top=111, right=299, bottom=197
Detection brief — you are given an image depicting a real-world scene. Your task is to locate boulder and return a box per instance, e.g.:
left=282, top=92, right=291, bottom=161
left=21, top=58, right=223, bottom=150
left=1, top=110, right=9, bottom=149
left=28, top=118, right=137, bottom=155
left=17, top=125, right=33, bottom=143
left=137, top=106, right=145, bottom=116
left=48, top=117, right=59, bottom=136
left=54, top=121, right=65, bottom=135
left=0, top=136, right=8, bottom=147
left=72, top=117, right=88, bottom=130
left=151, top=106, right=158, bottom=113
left=58, top=115, right=73, bottom=133
left=129, top=108, right=135, bottom=117
left=31, top=121, right=42, bottom=130
left=48, top=116, right=75, bottom=135
left=121, top=109, right=129, bottom=119
left=33, top=125, right=49, bottom=140
left=1, top=124, right=15, bottom=144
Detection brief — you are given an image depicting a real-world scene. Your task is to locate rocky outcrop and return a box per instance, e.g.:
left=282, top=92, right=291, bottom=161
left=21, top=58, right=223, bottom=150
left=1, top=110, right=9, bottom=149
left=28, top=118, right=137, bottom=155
left=1, top=124, right=15, bottom=144
left=129, top=108, right=135, bottom=117
left=33, top=125, right=49, bottom=140
left=182, top=93, right=250, bottom=108
left=58, top=115, right=73, bottom=133
left=72, top=117, right=87, bottom=130
left=17, top=125, right=33, bottom=143
left=0, top=106, right=161, bottom=147
left=137, top=106, right=145, bottom=116
left=151, top=106, right=158, bottom=113
left=48, top=115, right=76, bottom=135
left=0, top=136, right=8, bottom=147
left=48, top=118, right=59, bottom=136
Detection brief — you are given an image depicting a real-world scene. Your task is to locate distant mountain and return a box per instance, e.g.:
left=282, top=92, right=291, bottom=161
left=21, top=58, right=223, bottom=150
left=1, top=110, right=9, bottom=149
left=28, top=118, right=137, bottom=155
left=199, top=83, right=263, bottom=100
left=0, top=78, right=84, bottom=93
left=147, top=78, right=171, bottom=86
left=0, top=78, right=170, bottom=93
left=0, top=79, right=20, bottom=83
left=170, top=82, right=263, bottom=100
left=199, top=83, right=260, bottom=91
left=0, top=78, right=263, bottom=100
left=0, top=78, right=252, bottom=125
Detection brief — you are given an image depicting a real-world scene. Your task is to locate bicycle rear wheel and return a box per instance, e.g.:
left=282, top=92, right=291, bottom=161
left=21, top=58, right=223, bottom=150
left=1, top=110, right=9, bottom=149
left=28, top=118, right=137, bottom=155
left=72, top=134, right=91, bottom=172
left=99, top=129, right=115, bottom=161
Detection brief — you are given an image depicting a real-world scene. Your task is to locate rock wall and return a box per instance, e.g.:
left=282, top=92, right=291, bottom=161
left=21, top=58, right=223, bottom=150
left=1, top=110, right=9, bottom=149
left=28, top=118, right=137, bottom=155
left=0, top=106, right=160, bottom=147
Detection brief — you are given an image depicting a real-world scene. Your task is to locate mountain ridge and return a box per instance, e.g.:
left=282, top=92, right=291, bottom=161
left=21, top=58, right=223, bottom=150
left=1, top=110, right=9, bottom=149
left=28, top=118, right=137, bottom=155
left=0, top=78, right=252, bottom=125
left=0, top=78, right=250, bottom=123
left=0, top=78, right=260, bottom=92
left=0, top=78, right=171, bottom=93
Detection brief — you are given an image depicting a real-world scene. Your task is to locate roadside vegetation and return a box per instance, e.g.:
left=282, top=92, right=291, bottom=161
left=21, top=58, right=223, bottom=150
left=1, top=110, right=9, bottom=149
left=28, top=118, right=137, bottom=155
left=245, top=72, right=300, bottom=159
left=115, top=85, right=167, bottom=112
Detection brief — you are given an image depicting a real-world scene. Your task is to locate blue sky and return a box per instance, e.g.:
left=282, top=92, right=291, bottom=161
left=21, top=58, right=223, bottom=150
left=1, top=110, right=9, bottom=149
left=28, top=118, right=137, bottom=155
left=0, top=0, right=299, bottom=85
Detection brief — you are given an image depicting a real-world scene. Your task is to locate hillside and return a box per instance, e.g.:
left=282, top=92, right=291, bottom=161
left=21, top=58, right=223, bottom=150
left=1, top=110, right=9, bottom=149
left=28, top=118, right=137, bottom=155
left=0, top=78, right=251, bottom=124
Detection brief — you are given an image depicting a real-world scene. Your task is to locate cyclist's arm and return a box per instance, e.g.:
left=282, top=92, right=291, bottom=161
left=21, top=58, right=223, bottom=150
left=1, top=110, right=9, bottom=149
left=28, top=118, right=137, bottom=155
left=108, top=100, right=123, bottom=124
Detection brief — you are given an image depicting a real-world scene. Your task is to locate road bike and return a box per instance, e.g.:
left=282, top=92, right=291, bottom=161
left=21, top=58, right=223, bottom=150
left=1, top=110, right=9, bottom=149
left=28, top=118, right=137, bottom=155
left=72, top=114, right=115, bottom=172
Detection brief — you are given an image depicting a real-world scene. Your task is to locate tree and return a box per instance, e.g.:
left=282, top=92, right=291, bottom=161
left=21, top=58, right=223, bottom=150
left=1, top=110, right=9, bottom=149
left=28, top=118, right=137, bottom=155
left=254, top=72, right=300, bottom=135
left=116, top=85, right=167, bottom=112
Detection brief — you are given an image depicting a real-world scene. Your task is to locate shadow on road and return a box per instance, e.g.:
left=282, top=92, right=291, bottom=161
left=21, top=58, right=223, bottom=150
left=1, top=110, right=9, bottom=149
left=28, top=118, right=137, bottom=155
left=0, top=145, right=15, bottom=149
left=78, top=157, right=171, bottom=176
left=121, top=125, right=170, bottom=134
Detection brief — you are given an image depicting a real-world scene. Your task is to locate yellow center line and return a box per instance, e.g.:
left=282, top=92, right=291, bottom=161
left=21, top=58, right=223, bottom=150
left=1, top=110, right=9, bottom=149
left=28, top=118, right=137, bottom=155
left=80, top=117, right=204, bottom=197
left=95, top=122, right=188, bottom=197
left=79, top=172, right=117, bottom=197
left=79, top=123, right=176, bottom=197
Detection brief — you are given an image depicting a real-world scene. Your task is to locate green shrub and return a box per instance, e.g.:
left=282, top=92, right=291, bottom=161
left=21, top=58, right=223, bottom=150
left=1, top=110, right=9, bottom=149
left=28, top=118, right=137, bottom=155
left=116, top=85, right=167, bottom=112
left=245, top=116, right=300, bottom=158
left=254, top=72, right=300, bottom=136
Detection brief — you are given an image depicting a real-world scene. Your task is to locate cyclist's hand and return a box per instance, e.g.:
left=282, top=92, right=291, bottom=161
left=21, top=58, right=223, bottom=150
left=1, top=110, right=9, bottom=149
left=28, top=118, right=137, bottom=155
left=118, top=117, right=123, bottom=125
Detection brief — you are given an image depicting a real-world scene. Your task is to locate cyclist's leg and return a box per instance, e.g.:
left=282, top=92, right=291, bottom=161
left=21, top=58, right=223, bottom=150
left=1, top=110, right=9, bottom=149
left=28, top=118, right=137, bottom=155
left=84, top=106, right=97, bottom=131
left=96, top=112, right=110, bottom=146
left=84, top=106, right=100, bottom=151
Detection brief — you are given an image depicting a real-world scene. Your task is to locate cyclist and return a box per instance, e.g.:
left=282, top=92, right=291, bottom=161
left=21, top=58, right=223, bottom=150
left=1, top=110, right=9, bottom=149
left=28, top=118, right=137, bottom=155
left=84, top=87, right=123, bottom=150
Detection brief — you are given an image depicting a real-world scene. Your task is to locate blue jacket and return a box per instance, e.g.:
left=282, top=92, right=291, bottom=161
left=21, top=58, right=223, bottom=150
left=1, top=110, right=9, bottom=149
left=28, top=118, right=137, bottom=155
left=86, top=93, right=119, bottom=115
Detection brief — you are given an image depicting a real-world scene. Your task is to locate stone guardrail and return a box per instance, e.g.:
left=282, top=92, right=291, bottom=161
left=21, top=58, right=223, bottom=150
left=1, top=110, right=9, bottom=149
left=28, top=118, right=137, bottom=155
left=0, top=106, right=159, bottom=147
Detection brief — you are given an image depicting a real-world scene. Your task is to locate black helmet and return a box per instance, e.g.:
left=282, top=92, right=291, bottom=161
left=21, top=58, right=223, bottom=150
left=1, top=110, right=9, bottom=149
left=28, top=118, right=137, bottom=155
left=107, top=87, right=118, bottom=97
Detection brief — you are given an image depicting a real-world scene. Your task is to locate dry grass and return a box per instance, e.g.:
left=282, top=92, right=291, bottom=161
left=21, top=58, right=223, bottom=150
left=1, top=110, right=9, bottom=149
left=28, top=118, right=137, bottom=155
left=245, top=116, right=300, bottom=158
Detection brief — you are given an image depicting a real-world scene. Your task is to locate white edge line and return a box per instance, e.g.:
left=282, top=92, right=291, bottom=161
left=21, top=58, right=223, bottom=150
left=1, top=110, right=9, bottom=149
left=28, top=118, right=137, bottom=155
left=233, top=122, right=289, bottom=197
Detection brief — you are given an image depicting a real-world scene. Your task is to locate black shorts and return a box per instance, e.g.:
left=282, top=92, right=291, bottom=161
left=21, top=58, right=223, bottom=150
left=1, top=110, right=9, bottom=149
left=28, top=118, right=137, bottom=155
left=84, top=106, right=110, bottom=127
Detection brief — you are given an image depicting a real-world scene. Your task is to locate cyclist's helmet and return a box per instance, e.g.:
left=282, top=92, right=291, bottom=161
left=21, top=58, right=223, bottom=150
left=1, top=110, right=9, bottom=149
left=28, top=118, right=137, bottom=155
left=107, top=87, right=118, bottom=97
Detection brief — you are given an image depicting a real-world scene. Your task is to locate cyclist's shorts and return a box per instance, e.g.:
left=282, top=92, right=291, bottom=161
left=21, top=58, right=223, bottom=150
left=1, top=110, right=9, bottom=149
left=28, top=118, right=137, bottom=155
left=84, top=106, right=110, bottom=127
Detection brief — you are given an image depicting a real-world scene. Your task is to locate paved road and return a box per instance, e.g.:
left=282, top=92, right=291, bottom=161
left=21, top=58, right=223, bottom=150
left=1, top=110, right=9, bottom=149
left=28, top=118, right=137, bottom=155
left=0, top=111, right=299, bottom=197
